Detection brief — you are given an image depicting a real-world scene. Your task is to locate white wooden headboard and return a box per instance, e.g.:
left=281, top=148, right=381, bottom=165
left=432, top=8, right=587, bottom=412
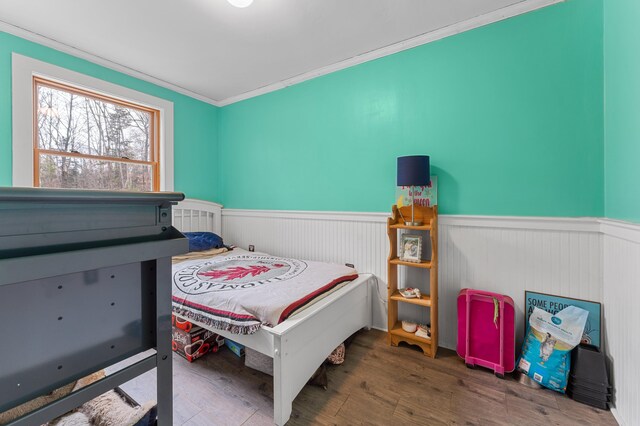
left=173, top=198, right=223, bottom=235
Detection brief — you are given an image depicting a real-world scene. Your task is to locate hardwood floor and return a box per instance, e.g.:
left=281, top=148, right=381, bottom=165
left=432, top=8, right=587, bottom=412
left=120, top=330, right=617, bottom=425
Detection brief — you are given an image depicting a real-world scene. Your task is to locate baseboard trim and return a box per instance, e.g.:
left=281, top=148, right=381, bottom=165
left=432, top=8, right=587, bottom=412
left=368, top=326, right=460, bottom=351
left=610, top=407, right=625, bottom=426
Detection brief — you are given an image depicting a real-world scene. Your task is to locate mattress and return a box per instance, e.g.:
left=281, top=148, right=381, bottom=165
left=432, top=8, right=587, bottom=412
left=171, top=248, right=358, bottom=334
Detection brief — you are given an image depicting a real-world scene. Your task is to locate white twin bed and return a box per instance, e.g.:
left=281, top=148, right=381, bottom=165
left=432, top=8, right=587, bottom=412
left=172, top=199, right=373, bottom=426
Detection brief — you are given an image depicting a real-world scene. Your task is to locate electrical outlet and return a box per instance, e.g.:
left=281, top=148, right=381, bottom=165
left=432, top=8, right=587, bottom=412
left=345, top=263, right=355, bottom=268
left=248, top=245, right=255, bottom=252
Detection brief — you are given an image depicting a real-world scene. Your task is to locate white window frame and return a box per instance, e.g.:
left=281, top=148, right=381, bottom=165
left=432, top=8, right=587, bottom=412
left=12, top=53, right=174, bottom=191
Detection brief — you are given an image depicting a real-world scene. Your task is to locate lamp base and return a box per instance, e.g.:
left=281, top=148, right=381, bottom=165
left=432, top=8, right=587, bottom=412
left=405, top=221, right=423, bottom=226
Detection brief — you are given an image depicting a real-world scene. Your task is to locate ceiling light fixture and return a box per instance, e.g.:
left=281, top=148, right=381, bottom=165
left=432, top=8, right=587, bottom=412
left=227, top=0, right=253, bottom=8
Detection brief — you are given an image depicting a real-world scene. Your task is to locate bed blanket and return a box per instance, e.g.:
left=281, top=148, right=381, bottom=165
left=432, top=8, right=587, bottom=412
left=171, top=250, right=358, bottom=334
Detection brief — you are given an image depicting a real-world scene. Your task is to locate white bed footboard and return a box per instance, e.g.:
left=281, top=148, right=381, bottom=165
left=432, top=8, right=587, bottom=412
left=269, top=274, right=373, bottom=424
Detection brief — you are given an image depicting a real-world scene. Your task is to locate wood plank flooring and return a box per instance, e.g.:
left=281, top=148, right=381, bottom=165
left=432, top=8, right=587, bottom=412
left=119, top=330, right=617, bottom=425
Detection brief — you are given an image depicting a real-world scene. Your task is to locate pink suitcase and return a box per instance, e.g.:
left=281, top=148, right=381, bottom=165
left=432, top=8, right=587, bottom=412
left=456, top=288, right=515, bottom=378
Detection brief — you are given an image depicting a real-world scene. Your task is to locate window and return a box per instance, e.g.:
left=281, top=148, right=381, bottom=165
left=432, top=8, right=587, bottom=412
left=34, top=77, right=160, bottom=191
left=12, top=54, right=174, bottom=191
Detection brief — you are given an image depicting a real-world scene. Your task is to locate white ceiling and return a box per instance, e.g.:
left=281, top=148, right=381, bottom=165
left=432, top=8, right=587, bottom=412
left=0, top=0, right=545, bottom=105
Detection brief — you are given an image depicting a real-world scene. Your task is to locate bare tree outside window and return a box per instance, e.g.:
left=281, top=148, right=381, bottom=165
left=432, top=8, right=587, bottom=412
left=34, top=77, right=160, bottom=191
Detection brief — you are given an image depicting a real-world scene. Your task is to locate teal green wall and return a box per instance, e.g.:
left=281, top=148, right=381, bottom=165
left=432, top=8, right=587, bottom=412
left=0, top=0, right=610, bottom=216
left=604, top=0, right=640, bottom=223
left=0, top=32, right=219, bottom=202
left=219, top=0, right=604, bottom=215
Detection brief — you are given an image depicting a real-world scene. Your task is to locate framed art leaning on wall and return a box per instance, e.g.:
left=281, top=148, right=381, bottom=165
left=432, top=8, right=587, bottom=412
left=524, top=291, right=602, bottom=348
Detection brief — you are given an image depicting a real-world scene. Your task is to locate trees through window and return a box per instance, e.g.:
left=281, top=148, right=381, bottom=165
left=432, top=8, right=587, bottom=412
left=34, top=77, right=160, bottom=191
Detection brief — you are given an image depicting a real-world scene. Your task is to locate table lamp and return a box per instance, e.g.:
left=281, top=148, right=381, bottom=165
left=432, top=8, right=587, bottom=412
left=397, top=155, right=430, bottom=226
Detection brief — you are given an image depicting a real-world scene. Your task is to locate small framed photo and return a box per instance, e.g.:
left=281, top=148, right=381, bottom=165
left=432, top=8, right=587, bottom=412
left=400, top=234, right=422, bottom=263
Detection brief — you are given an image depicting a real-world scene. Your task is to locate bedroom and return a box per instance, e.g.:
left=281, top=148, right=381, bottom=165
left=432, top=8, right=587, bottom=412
left=0, top=0, right=637, bottom=425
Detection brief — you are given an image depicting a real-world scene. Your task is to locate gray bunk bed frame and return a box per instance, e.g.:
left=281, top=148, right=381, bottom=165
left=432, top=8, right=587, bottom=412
left=0, top=187, right=188, bottom=425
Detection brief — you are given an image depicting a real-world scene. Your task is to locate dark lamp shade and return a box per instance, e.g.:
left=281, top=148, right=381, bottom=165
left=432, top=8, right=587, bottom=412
left=397, top=155, right=430, bottom=186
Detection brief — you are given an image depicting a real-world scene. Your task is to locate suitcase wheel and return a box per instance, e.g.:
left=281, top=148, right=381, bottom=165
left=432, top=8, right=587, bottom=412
left=494, top=372, right=505, bottom=380
left=465, top=363, right=475, bottom=369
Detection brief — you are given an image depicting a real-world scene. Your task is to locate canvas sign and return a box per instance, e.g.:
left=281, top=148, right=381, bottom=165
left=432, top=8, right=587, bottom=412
left=524, top=291, right=601, bottom=349
left=396, top=176, right=438, bottom=207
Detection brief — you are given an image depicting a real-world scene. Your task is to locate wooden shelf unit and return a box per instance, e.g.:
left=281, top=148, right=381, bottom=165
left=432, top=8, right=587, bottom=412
left=387, top=204, right=438, bottom=358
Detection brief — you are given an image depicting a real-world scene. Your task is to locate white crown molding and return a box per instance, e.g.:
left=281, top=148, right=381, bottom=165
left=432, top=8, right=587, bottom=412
left=600, top=218, right=640, bottom=244
left=0, top=20, right=222, bottom=107
left=0, top=0, right=562, bottom=108
left=217, top=0, right=564, bottom=106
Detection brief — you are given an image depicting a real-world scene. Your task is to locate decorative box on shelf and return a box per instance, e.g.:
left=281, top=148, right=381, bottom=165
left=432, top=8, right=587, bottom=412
left=386, top=204, right=438, bottom=358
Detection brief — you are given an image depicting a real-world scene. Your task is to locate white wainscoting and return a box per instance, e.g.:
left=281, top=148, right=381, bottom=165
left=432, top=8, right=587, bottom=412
left=439, top=220, right=602, bottom=350
left=222, top=209, right=390, bottom=331
left=222, top=209, right=640, bottom=424
left=221, top=209, right=603, bottom=350
left=602, top=219, right=640, bottom=426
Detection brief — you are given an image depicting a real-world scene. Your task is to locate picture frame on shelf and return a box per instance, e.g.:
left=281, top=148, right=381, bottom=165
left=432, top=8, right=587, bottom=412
left=400, top=234, right=422, bottom=263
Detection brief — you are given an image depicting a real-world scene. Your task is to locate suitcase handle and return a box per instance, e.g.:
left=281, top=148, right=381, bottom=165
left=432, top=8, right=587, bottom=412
left=464, top=288, right=508, bottom=301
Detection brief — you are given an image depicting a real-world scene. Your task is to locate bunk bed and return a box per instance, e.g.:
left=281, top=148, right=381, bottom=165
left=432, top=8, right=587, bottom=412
left=0, top=187, right=187, bottom=425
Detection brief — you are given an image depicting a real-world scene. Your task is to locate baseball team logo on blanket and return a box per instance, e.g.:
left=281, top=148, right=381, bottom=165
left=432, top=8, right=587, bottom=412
left=172, top=250, right=358, bottom=335
left=174, top=255, right=307, bottom=294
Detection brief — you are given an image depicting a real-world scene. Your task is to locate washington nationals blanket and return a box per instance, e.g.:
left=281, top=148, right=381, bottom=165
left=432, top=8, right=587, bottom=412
left=171, top=250, right=358, bottom=335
